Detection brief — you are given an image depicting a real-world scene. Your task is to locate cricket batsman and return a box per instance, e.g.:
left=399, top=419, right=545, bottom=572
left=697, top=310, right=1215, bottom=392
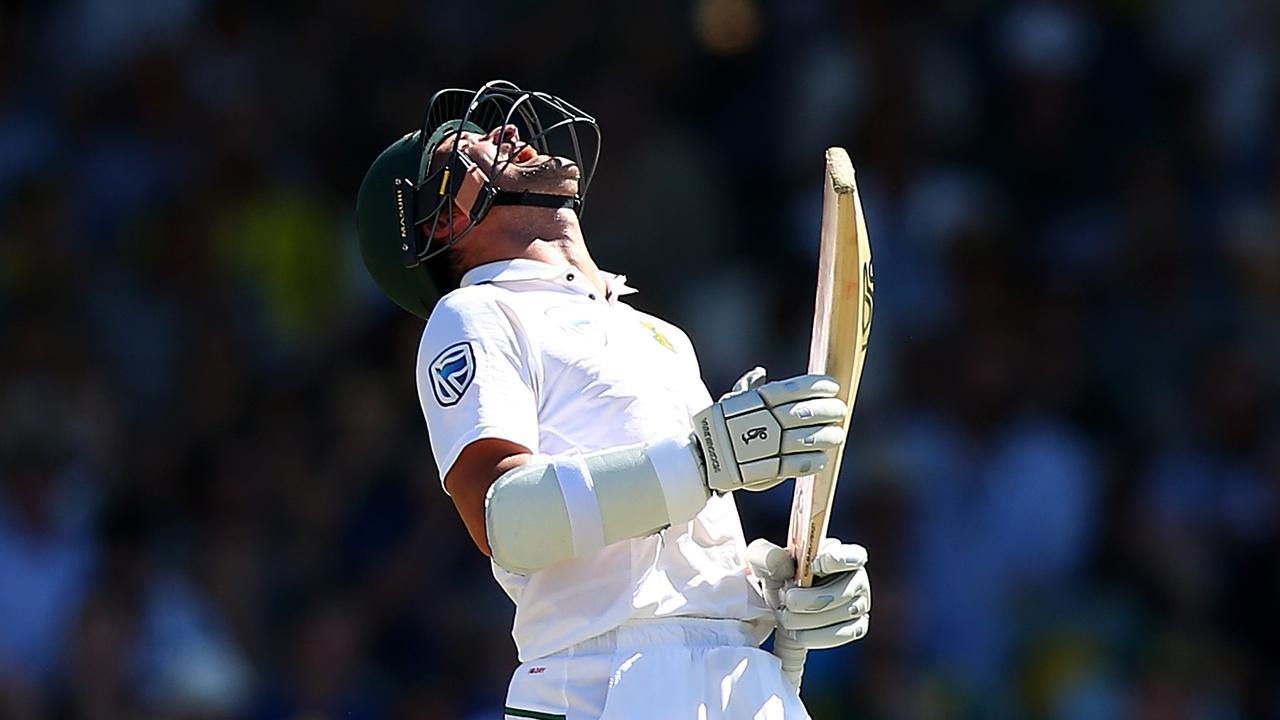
left=356, top=81, right=871, bottom=719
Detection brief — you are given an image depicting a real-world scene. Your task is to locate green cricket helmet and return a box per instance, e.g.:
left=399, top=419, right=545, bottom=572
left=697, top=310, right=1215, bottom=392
left=355, top=80, right=601, bottom=319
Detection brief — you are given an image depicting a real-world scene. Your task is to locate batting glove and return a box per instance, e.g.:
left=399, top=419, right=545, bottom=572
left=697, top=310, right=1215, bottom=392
left=691, top=367, right=847, bottom=493
left=747, top=536, right=871, bottom=657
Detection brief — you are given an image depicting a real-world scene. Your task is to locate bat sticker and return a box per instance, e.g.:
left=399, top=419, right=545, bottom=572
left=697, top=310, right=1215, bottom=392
left=430, top=342, right=476, bottom=407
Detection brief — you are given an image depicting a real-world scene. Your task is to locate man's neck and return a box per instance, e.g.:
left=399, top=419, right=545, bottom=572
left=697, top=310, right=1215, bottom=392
left=526, top=237, right=606, bottom=295
left=463, top=210, right=608, bottom=296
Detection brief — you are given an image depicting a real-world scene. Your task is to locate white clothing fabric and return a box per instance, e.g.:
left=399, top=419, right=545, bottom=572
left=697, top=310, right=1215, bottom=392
left=503, top=619, right=810, bottom=720
left=416, top=259, right=773, bottom=661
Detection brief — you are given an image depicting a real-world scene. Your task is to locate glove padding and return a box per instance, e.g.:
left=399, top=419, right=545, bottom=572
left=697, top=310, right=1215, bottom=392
left=692, top=367, right=847, bottom=492
left=746, top=537, right=871, bottom=650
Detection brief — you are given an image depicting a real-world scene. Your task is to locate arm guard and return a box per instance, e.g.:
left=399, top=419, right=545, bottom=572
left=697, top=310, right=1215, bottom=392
left=485, top=435, right=709, bottom=574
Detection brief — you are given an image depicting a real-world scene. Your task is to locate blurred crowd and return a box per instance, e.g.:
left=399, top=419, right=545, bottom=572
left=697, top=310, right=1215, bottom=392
left=1, top=0, right=1277, bottom=718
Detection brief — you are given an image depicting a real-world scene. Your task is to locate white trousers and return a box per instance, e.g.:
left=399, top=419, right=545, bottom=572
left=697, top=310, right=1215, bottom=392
left=503, top=619, right=811, bottom=720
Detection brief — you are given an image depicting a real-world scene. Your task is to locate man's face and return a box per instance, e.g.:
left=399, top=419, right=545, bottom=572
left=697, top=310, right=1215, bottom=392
left=433, top=124, right=580, bottom=197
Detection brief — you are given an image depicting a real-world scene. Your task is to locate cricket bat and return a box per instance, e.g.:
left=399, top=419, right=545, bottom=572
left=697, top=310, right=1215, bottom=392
left=779, top=147, right=875, bottom=689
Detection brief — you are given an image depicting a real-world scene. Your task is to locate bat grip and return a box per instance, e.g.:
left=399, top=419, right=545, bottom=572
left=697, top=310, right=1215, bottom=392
left=775, top=632, right=808, bottom=691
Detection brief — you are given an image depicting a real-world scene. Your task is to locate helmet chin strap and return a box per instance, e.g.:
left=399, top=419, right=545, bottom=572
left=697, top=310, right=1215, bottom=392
left=491, top=191, right=581, bottom=211
left=451, top=151, right=581, bottom=222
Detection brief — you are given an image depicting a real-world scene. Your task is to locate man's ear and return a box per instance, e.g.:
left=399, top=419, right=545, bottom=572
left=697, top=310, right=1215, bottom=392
left=426, top=204, right=471, bottom=240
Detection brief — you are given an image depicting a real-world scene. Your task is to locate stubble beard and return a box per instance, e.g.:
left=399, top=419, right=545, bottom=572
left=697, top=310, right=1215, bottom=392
left=506, top=156, right=580, bottom=196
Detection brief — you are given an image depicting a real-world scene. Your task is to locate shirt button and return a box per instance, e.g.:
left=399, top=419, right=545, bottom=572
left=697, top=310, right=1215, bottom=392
left=589, top=293, right=596, bottom=300
left=566, top=272, right=575, bottom=281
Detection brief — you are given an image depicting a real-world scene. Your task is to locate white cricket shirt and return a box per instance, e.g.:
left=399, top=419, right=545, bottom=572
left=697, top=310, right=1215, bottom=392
left=416, top=258, right=771, bottom=661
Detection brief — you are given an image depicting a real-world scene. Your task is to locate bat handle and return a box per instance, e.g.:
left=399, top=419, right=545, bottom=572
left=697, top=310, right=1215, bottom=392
left=775, top=631, right=808, bottom=691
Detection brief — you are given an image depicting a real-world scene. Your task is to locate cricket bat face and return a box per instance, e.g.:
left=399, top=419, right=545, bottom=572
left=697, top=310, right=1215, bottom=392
left=786, top=147, right=874, bottom=588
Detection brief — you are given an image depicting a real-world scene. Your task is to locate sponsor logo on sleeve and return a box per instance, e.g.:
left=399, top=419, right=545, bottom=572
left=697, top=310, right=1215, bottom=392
left=429, top=342, right=475, bottom=407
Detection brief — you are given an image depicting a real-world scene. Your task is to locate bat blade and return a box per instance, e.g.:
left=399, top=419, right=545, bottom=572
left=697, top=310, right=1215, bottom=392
left=786, top=147, right=875, bottom=588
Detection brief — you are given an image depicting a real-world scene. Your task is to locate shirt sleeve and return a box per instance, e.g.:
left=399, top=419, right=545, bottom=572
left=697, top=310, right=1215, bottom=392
left=416, top=289, right=540, bottom=487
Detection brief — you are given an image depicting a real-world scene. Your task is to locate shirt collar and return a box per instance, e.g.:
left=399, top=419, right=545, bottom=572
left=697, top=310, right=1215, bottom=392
left=460, top=258, right=637, bottom=298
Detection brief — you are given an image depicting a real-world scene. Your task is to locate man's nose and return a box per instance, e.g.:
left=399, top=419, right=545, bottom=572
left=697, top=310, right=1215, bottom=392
left=488, top=124, right=521, bottom=144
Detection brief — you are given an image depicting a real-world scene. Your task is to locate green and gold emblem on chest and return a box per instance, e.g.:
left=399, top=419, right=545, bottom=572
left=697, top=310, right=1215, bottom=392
left=639, top=320, right=676, bottom=353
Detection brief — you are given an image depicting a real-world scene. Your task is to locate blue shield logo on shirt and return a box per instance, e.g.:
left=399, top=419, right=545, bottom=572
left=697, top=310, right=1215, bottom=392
left=430, top=342, right=475, bottom=407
